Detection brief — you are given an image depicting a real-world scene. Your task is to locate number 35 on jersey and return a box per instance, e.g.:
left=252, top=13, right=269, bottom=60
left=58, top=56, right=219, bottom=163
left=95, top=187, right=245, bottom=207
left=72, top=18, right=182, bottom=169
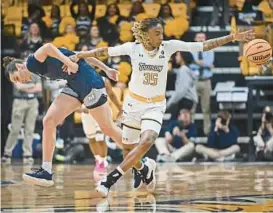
left=143, top=72, right=158, bottom=86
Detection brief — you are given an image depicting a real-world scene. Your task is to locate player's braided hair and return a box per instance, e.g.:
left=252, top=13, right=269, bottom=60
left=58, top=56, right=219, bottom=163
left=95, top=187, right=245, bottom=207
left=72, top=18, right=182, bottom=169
left=132, top=18, right=162, bottom=46
left=3, top=56, right=24, bottom=79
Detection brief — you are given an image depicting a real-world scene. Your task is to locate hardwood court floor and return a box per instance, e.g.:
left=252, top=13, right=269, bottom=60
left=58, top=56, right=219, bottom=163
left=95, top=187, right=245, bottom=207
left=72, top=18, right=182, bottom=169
left=1, top=162, right=273, bottom=212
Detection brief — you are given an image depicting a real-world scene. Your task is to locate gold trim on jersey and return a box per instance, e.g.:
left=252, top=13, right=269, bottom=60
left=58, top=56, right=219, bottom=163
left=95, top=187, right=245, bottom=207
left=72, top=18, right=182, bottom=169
left=129, top=90, right=165, bottom=103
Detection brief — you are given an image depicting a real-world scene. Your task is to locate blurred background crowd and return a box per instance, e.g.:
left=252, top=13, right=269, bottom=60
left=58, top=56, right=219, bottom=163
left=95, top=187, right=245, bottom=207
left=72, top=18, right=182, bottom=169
left=1, top=0, right=273, bottom=165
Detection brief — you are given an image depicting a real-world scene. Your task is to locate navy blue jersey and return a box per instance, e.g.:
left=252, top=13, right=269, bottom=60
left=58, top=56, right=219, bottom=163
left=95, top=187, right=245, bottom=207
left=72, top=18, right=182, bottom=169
left=26, top=48, right=104, bottom=100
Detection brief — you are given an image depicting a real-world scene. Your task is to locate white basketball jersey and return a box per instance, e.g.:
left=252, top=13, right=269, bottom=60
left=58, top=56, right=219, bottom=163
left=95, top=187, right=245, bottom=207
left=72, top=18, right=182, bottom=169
left=108, top=40, right=203, bottom=98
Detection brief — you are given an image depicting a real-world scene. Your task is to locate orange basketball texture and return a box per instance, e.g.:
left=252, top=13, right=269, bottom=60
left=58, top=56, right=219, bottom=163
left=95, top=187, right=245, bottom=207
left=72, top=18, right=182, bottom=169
left=244, top=39, right=272, bottom=65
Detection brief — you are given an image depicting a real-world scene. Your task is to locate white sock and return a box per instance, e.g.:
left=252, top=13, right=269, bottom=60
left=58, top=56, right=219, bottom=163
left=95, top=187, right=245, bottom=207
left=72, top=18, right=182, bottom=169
left=95, top=155, right=100, bottom=161
left=117, top=166, right=125, bottom=175
left=42, top=161, right=52, bottom=174
left=96, top=155, right=107, bottom=164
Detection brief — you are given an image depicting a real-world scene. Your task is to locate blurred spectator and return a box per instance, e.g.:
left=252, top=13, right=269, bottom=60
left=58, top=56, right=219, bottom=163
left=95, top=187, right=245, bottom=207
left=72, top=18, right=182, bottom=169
left=158, top=4, right=174, bottom=25
left=43, top=5, right=61, bottom=38
left=97, top=4, right=125, bottom=45
left=129, top=1, right=147, bottom=22
left=70, top=0, right=96, bottom=38
left=191, top=32, right=214, bottom=135
left=76, top=25, right=108, bottom=51
left=1, top=71, right=42, bottom=165
left=166, top=51, right=198, bottom=119
left=254, top=106, right=273, bottom=161
left=195, top=111, right=240, bottom=161
left=156, top=109, right=197, bottom=162
left=20, top=23, right=43, bottom=58
left=52, top=24, right=79, bottom=51
left=21, top=4, right=48, bottom=38
left=210, top=0, right=230, bottom=28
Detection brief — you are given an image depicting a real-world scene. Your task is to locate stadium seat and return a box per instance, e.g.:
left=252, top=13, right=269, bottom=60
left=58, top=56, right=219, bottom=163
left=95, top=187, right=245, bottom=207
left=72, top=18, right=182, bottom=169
left=143, top=3, right=160, bottom=18
left=135, top=13, right=149, bottom=22
left=229, top=0, right=245, bottom=11
left=254, top=24, right=266, bottom=39
left=118, top=61, right=132, bottom=83
left=4, top=6, right=22, bottom=36
left=169, top=3, right=187, bottom=18
left=60, top=5, right=72, bottom=17
left=70, top=5, right=93, bottom=17
left=95, top=4, right=106, bottom=19
left=118, top=3, right=132, bottom=18
left=109, top=87, right=122, bottom=120
left=43, top=5, right=52, bottom=17
left=258, top=0, right=273, bottom=22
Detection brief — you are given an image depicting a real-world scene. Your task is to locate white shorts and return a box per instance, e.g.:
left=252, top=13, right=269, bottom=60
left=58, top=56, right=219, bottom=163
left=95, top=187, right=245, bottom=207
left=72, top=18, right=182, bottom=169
left=81, top=112, right=104, bottom=141
left=122, top=95, right=166, bottom=144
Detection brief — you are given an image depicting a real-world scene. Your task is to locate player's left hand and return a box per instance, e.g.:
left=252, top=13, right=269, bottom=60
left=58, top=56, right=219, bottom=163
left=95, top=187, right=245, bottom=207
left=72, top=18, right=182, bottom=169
left=233, top=29, right=255, bottom=42
left=105, top=68, right=119, bottom=81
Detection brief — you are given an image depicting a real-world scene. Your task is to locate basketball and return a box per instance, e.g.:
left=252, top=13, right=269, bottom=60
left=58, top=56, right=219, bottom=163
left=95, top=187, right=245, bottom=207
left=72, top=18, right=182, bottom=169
left=244, top=39, right=272, bottom=65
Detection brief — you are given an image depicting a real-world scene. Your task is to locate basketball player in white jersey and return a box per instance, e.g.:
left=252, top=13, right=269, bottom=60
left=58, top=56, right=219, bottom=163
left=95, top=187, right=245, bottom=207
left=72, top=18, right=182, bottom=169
left=81, top=76, right=122, bottom=181
left=75, top=18, right=255, bottom=197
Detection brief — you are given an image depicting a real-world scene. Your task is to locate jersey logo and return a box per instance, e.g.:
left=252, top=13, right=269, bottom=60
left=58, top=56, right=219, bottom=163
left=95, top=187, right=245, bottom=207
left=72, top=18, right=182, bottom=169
left=139, top=54, right=143, bottom=57
left=159, top=50, right=165, bottom=59
left=139, top=63, right=163, bottom=72
left=87, top=93, right=96, bottom=101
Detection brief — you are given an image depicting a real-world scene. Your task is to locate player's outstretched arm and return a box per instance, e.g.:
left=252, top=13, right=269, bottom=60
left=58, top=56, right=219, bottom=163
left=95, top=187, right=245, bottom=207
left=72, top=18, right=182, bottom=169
left=76, top=47, right=109, bottom=59
left=76, top=43, right=133, bottom=59
left=34, top=43, right=78, bottom=73
left=203, top=29, right=255, bottom=51
left=84, top=57, right=119, bottom=81
left=85, top=57, right=111, bottom=72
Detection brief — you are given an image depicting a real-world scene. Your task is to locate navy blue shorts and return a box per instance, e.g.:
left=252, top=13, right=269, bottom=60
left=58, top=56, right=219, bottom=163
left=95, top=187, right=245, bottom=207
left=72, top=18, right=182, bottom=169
left=61, top=86, right=107, bottom=109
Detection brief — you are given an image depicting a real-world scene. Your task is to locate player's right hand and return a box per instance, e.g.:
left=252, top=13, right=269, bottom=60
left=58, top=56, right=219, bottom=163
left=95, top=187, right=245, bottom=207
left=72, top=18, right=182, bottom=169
left=62, top=62, right=78, bottom=75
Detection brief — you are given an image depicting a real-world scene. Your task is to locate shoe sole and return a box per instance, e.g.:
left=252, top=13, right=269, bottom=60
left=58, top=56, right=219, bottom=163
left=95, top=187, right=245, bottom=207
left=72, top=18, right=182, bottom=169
left=22, top=174, right=54, bottom=187
left=145, top=158, right=156, bottom=193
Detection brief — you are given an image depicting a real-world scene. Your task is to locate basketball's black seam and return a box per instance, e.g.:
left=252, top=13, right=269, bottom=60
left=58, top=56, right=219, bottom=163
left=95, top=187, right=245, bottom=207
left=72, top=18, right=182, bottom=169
left=245, top=41, right=269, bottom=55
left=247, top=48, right=272, bottom=57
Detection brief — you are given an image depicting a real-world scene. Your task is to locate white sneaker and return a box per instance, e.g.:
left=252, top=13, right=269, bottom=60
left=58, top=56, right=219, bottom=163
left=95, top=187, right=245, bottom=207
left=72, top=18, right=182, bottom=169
left=96, top=181, right=110, bottom=198
left=1, top=155, right=11, bottom=165
left=143, top=157, right=156, bottom=193
left=23, top=157, right=34, bottom=165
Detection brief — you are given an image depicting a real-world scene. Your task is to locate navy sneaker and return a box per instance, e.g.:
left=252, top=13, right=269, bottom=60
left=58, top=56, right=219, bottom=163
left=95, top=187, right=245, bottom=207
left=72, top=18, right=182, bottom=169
left=132, top=168, right=143, bottom=190
left=23, top=168, right=54, bottom=187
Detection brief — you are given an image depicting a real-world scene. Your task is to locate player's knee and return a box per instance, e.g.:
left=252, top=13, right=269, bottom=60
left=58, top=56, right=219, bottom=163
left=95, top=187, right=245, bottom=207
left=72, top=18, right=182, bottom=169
left=43, top=114, right=57, bottom=128
left=99, top=122, right=113, bottom=136
left=140, top=131, right=158, bottom=147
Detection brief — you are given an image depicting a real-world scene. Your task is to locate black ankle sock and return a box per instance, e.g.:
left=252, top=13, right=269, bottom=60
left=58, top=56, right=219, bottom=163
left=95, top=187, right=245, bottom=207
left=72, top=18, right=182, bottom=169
left=138, top=164, right=148, bottom=177
left=103, top=169, right=123, bottom=188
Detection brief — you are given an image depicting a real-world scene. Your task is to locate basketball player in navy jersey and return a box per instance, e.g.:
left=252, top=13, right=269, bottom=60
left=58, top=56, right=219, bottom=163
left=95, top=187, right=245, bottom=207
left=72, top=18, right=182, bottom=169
left=3, top=43, right=123, bottom=187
